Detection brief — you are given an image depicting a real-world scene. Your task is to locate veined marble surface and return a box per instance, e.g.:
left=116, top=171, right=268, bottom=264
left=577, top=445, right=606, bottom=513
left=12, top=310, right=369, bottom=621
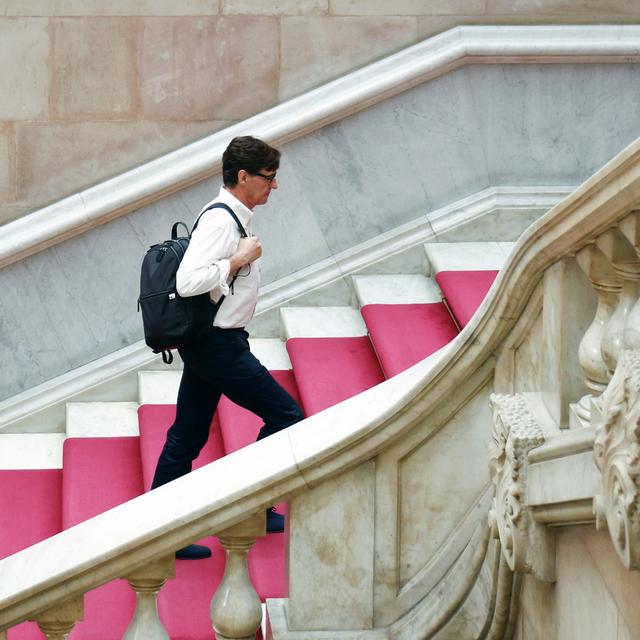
left=0, top=433, right=65, bottom=469
left=1, top=62, right=640, bottom=400
left=65, top=402, right=139, bottom=438
left=352, top=274, right=443, bottom=306
left=281, top=306, right=367, bottom=338
left=424, top=241, right=515, bottom=273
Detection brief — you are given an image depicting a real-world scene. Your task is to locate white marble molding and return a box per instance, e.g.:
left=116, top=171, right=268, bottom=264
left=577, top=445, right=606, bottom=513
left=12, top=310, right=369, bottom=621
left=1, top=25, right=639, bottom=270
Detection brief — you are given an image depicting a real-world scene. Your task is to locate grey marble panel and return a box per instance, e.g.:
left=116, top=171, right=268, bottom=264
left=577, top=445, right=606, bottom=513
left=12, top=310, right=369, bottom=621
left=252, top=157, right=334, bottom=283
left=435, top=207, right=549, bottom=242
left=284, top=67, right=489, bottom=256
left=470, top=64, right=640, bottom=186
left=3, top=62, right=640, bottom=399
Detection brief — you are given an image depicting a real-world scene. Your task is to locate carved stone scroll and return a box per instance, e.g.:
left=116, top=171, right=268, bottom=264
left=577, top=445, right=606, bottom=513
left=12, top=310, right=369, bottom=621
left=488, top=393, right=555, bottom=581
left=594, top=349, right=640, bottom=570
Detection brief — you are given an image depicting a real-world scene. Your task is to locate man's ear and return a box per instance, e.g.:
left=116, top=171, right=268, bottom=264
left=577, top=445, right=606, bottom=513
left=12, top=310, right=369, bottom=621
left=238, top=169, right=248, bottom=186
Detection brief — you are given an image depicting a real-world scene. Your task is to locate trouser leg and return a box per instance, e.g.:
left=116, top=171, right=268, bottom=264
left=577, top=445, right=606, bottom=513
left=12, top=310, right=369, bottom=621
left=151, top=329, right=304, bottom=491
left=151, top=361, right=221, bottom=489
left=222, top=364, right=304, bottom=441
left=184, top=329, right=304, bottom=442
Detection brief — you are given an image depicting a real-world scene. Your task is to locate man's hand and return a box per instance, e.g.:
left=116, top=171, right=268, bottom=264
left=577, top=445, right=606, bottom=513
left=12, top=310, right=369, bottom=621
left=229, top=236, right=262, bottom=272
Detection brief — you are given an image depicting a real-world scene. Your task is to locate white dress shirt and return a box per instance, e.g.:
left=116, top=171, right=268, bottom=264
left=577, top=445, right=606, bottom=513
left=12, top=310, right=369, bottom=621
left=176, top=186, right=261, bottom=329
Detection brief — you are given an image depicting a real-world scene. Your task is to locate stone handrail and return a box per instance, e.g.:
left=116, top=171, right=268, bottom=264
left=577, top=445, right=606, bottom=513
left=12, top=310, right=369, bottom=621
left=2, top=24, right=640, bottom=269
left=2, top=133, right=640, bottom=635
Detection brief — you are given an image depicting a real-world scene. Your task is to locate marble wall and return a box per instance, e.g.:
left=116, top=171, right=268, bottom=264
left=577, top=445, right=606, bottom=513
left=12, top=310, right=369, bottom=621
left=1, top=63, right=640, bottom=400
left=515, top=526, right=640, bottom=639
left=1, top=3, right=640, bottom=224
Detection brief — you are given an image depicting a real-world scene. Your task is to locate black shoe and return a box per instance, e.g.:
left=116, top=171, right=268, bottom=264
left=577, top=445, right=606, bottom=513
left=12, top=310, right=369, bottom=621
left=175, top=543, right=211, bottom=560
left=266, top=507, right=285, bottom=533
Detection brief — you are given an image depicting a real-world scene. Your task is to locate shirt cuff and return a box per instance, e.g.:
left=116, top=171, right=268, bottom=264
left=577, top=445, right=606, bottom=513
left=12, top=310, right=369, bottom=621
left=216, top=258, right=231, bottom=295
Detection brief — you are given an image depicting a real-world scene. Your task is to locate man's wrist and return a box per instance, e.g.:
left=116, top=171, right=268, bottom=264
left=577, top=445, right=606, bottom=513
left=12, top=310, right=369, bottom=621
left=229, top=255, right=243, bottom=272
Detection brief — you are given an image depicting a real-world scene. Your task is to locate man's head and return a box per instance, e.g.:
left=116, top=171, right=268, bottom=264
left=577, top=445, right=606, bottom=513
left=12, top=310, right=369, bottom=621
left=222, top=136, right=280, bottom=209
left=222, top=136, right=280, bottom=186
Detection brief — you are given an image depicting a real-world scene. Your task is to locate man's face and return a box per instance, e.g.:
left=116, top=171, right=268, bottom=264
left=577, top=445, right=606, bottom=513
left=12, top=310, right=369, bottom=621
left=241, top=168, right=278, bottom=209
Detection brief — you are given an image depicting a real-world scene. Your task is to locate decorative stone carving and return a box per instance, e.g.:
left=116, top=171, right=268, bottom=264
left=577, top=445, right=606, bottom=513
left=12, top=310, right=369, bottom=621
left=594, top=349, right=640, bottom=570
left=488, top=393, right=554, bottom=581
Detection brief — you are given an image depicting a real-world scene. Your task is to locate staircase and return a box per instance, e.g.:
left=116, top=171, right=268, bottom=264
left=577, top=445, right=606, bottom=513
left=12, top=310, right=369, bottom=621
left=0, top=241, right=511, bottom=639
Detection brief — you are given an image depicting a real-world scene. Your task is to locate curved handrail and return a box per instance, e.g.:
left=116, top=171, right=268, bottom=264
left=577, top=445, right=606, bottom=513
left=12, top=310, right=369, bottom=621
left=1, top=130, right=640, bottom=630
left=2, top=25, right=640, bottom=269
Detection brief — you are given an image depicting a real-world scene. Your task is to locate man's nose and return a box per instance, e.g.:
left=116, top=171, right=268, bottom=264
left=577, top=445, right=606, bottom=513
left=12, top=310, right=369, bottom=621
left=270, top=178, right=278, bottom=189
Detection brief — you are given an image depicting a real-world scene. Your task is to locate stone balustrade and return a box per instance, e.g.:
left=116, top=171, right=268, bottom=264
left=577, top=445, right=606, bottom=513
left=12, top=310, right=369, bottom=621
left=16, top=518, right=266, bottom=640
left=489, top=208, right=640, bottom=586
left=0, top=428, right=303, bottom=639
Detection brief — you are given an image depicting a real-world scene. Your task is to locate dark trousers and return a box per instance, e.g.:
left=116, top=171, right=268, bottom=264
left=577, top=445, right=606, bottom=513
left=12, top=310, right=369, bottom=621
left=151, top=328, right=304, bottom=489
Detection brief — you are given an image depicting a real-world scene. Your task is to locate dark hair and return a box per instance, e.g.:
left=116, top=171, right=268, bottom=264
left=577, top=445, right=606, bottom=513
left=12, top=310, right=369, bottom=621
left=222, top=136, right=281, bottom=187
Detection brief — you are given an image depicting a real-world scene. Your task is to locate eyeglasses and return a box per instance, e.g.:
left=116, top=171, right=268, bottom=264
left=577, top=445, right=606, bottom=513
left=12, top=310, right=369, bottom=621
left=249, top=171, right=278, bottom=184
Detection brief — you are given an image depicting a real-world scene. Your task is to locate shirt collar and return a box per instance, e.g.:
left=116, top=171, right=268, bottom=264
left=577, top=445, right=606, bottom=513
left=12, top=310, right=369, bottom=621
left=213, top=186, right=254, bottom=228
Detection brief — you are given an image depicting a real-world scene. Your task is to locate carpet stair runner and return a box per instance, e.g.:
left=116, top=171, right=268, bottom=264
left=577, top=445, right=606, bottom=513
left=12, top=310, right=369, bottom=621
left=62, top=436, right=143, bottom=640
left=424, top=241, right=514, bottom=328
left=0, top=463, right=62, bottom=640
left=1, top=242, right=513, bottom=638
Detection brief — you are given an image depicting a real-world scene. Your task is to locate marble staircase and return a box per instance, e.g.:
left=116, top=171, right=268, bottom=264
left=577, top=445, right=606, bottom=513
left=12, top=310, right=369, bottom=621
left=0, top=241, right=512, bottom=639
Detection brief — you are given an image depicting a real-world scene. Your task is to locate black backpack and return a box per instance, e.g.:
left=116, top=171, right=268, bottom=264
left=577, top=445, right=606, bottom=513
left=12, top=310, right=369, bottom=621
left=138, top=202, right=247, bottom=364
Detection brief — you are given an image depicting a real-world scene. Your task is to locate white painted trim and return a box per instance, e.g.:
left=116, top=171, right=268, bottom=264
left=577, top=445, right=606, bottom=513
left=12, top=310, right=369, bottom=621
left=1, top=25, right=637, bottom=268
left=0, top=186, right=567, bottom=432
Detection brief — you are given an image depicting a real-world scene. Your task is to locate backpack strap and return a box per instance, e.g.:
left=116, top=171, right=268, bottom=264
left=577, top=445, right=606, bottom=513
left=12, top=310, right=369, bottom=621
left=191, top=201, right=251, bottom=305
left=171, top=221, right=190, bottom=239
left=192, top=202, right=248, bottom=238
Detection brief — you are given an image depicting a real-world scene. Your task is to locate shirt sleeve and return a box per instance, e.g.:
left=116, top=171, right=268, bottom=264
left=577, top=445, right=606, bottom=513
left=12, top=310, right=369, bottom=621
left=176, top=211, right=237, bottom=298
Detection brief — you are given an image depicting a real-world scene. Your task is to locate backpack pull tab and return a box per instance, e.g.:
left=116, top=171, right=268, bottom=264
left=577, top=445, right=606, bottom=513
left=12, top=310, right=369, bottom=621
left=161, top=350, right=173, bottom=365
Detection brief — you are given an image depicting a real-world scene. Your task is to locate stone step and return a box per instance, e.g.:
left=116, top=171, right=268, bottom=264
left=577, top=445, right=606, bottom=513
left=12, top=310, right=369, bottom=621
left=137, top=338, right=292, bottom=404
left=138, top=370, right=183, bottom=405
left=352, top=274, right=442, bottom=306
left=423, top=241, right=515, bottom=274
left=0, top=433, right=66, bottom=469
left=280, top=306, right=367, bottom=338
left=66, top=402, right=139, bottom=437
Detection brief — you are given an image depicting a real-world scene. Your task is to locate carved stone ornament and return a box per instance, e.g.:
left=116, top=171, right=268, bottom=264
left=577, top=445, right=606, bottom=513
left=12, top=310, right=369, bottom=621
left=594, top=348, right=640, bottom=570
left=488, top=393, right=554, bottom=581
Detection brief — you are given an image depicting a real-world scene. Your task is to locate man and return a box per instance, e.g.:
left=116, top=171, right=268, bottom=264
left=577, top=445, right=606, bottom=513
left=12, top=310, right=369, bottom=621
left=151, top=136, right=304, bottom=559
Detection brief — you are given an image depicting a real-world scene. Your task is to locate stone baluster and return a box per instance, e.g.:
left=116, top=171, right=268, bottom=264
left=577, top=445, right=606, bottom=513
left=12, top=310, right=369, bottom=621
left=595, top=228, right=640, bottom=374
left=210, top=513, right=265, bottom=640
left=573, top=243, right=621, bottom=424
left=122, top=555, right=175, bottom=640
left=618, top=211, right=640, bottom=348
left=32, top=596, right=83, bottom=640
